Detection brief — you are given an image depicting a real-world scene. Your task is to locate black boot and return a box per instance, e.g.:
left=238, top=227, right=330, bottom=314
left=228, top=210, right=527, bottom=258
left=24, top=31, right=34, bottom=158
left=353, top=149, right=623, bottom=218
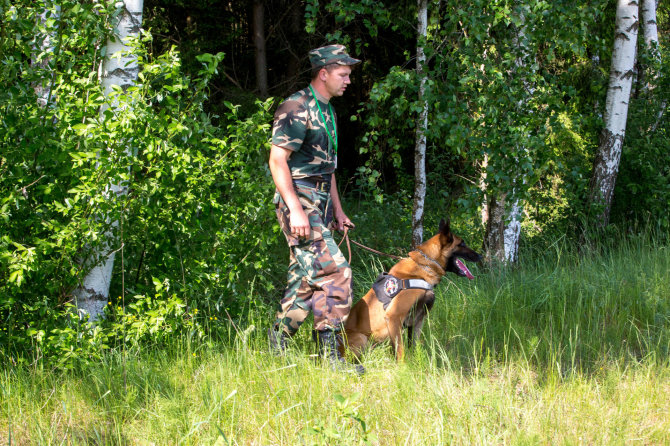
left=268, top=326, right=288, bottom=355
left=315, top=330, right=365, bottom=375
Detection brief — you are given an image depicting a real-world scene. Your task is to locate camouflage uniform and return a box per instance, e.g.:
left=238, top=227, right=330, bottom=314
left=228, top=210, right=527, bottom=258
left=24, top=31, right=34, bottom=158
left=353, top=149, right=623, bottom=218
left=271, top=45, right=360, bottom=336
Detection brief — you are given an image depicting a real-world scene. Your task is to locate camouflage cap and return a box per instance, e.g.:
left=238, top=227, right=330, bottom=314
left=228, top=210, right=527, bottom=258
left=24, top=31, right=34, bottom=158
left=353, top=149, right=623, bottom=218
left=309, top=44, right=361, bottom=68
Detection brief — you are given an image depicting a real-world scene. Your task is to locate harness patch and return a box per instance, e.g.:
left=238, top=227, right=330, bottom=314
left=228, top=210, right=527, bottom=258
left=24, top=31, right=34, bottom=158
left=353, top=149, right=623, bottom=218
left=372, top=272, right=434, bottom=310
left=383, top=276, right=399, bottom=296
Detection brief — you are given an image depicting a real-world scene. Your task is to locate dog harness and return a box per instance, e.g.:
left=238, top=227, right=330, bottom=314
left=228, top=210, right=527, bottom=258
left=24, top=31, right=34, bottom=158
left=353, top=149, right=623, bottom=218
left=372, top=272, right=433, bottom=310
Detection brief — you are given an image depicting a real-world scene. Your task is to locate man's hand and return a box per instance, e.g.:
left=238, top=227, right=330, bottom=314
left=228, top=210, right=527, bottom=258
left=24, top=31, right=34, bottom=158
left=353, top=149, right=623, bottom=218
left=334, top=210, right=355, bottom=232
left=269, top=145, right=312, bottom=239
left=290, top=207, right=311, bottom=239
left=330, top=174, right=354, bottom=232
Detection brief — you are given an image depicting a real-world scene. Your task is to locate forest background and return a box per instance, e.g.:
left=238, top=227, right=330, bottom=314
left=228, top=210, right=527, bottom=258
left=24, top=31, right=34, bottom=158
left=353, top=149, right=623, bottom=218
left=1, top=0, right=669, bottom=386
left=1, top=0, right=669, bottom=364
left=1, top=0, right=670, bottom=443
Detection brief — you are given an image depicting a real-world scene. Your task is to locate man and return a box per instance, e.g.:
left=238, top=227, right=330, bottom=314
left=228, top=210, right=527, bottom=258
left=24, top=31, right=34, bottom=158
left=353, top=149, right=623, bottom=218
left=268, top=44, right=362, bottom=373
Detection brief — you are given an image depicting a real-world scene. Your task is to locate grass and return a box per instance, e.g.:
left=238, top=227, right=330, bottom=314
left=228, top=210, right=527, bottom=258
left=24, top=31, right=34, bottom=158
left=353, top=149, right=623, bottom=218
left=1, top=232, right=669, bottom=444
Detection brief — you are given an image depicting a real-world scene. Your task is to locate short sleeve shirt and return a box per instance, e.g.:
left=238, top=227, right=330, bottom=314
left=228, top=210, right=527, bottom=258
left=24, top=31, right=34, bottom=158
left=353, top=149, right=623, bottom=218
left=271, top=87, right=338, bottom=179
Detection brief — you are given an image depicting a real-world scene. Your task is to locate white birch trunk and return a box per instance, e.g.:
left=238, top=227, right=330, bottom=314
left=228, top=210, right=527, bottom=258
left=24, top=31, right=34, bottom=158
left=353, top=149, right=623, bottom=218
left=32, top=1, right=60, bottom=108
left=412, top=0, right=428, bottom=248
left=588, top=0, right=639, bottom=226
left=484, top=194, right=506, bottom=262
left=503, top=14, right=534, bottom=263
left=641, top=0, right=659, bottom=56
left=485, top=11, right=531, bottom=263
left=480, top=154, right=489, bottom=226
left=641, top=0, right=665, bottom=132
left=502, top=14, right=533, bottom=264
left=74, top=0, right=143, bottom=322
left=503, top=199, right=522, bottom=262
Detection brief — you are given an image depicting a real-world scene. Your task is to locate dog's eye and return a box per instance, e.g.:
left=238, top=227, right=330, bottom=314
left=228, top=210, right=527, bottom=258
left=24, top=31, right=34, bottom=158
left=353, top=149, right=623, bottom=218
left=458, top=241, right=466, bottom=248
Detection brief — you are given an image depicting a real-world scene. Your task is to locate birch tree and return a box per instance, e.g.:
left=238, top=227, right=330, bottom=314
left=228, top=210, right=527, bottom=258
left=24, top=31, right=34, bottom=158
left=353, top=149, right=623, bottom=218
left=412, top=0, right=428, bottom=248
left=641, top=0, right=659, bottom=64
left=74, top=0, right=144, bottom=322
left=483, top=9, right=532, bottom=263
left=587, top=0, right=639, bottom=227
left=502, top=15, right=534, bottom=263
left=641, top=0, right=664, bottom=132
left=32, top=0, right=60, bottom=108
left=483, top=194, right=507, bottom=262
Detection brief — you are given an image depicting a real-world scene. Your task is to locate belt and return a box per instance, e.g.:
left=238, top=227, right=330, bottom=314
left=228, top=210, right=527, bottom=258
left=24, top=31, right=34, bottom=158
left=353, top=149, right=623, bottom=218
left=294, top=177, right=331, bottom=192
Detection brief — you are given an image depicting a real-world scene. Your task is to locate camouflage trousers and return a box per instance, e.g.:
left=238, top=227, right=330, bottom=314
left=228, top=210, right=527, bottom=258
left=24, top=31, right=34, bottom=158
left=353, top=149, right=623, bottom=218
left=273, top=183, right=353, bottom=335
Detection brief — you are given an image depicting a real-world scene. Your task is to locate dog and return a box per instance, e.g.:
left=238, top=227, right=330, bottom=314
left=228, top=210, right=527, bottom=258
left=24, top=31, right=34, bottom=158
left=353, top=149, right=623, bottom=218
left=341, top=219, right=481, bottom=361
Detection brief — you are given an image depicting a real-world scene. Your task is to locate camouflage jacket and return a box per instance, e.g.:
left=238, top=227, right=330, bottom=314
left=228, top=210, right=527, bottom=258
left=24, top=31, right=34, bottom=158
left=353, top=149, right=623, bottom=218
left=271, top=87, right=337, bottom=179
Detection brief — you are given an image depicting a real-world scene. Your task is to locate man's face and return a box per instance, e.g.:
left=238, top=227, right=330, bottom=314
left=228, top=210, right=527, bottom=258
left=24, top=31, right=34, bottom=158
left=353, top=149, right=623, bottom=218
left=323, top=65, right=352, bottom=98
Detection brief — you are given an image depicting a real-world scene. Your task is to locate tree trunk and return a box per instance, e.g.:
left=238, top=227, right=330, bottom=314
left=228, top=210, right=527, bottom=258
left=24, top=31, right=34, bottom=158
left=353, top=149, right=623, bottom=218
left=501, top=12, right=533, bottom=264
left=284, top=0, right=302, bottom=92
left=480, top=154, right=489, bottom=226
left=641, top=0, right=659, bottom=56
left=74, top=0, right=144, bottom=323
left=587, top=0, right=639, bottom=227
left=641, top=0, right=665, bottom=132
left=253, top=0, right=268, bottom=98
left=412, top=0, right=428, bottom=248
left=32, top=1, right=60, bottom=108
left=503, top=199, right=522, bottom=263
left=484, top=194, right=507, bottom=262
left=484, top=11, right=531, bottom=263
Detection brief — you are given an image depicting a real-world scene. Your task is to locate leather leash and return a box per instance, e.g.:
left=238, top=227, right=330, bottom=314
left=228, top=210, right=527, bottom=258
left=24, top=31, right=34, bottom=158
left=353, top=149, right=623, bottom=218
left=336, top=225, right=405, bottom=264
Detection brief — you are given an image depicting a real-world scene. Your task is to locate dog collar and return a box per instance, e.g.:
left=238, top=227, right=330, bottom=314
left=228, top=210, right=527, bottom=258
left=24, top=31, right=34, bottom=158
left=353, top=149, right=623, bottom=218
left=412, top=249, right=446, bottom=277
left=372, top=272, right=433, bottom=310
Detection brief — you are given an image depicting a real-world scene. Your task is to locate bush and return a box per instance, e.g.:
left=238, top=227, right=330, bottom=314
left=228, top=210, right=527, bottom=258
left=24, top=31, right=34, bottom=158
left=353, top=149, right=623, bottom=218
left=0, top=2, right=279, bottom=364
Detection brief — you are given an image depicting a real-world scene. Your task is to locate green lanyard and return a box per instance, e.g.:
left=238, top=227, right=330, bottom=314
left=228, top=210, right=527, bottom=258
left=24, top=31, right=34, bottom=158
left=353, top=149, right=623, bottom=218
left=309, top=85, right=338, bottom=156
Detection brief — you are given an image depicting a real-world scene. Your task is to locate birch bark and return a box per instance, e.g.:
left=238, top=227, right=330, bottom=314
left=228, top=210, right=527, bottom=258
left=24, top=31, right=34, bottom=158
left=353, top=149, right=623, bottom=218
left=32, top=0, right=60, bottom=108
left=641, top=0, right=665, bottom=132
left=74, top=0, right=144, bottom=322
left=588, top=0, right=639, bottom=226
left=484, top=11, right=531, bottom=263
left=484, top=194, right=507, bottom=262
left=502, top=14, right=533, bottom=264
left=412, top=0, right=428, bottom=248
left=641, top=0, right=659, bottom=57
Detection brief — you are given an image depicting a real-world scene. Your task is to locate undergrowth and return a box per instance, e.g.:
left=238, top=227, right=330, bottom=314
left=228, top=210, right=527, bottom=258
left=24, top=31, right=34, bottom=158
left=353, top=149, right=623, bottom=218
left=1, top=230, right=669, bottom=444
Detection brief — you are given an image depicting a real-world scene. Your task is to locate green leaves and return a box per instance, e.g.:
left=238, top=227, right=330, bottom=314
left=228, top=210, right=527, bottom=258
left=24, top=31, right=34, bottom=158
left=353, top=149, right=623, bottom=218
left=304, top=393, right=377, bottom=445
left=0, top=0, right=277, bottom=364
left=3, top=241, right=36, bottom=288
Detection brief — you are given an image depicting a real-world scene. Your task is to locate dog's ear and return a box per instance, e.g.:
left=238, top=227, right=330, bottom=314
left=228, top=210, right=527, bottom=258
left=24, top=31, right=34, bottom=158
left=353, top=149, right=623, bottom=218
left=439, top=218, right=453, bottom=243
left=439, top=218, right=450, bottom=234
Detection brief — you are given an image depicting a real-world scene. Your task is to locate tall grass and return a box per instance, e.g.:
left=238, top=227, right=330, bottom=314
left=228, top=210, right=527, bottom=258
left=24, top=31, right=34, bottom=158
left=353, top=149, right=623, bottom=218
left=1, top=231, right=669, bottom=444
left=426, top=230, right=670, bottom=377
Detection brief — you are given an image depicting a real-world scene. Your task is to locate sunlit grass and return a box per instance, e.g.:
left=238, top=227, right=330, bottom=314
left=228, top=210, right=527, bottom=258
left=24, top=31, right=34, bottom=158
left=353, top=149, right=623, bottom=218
left=1, top=232, right=669, bottom=444
left=2, top=347, right=668, bottom=444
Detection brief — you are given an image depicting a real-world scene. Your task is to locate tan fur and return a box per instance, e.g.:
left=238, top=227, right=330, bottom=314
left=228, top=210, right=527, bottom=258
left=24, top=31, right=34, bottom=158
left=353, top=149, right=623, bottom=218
left=341, top=226, right=475, bottom=361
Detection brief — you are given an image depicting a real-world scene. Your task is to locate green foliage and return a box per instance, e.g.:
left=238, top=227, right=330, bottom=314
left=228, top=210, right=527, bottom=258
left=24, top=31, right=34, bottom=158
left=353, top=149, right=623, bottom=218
left=0, top=0, right=278, bottom=364
left=352, top=0, right=615, bottom=238
left=1, top=0, right=669, bottom=370
left=145, top=0, right=668, bottom=241
left=105, top=279, right=203, bottom=345
left=304, top=393, right=377, bottom=445
left=611, top=41, right=670, bottom=230
left=2, top=233, right=670, bottom=444
left=453, top=227, right=670, bottom=371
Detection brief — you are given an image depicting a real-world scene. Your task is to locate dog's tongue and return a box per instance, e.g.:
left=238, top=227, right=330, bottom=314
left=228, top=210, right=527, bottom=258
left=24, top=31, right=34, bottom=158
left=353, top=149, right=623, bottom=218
left=456, top=259, right=474, bottom=280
